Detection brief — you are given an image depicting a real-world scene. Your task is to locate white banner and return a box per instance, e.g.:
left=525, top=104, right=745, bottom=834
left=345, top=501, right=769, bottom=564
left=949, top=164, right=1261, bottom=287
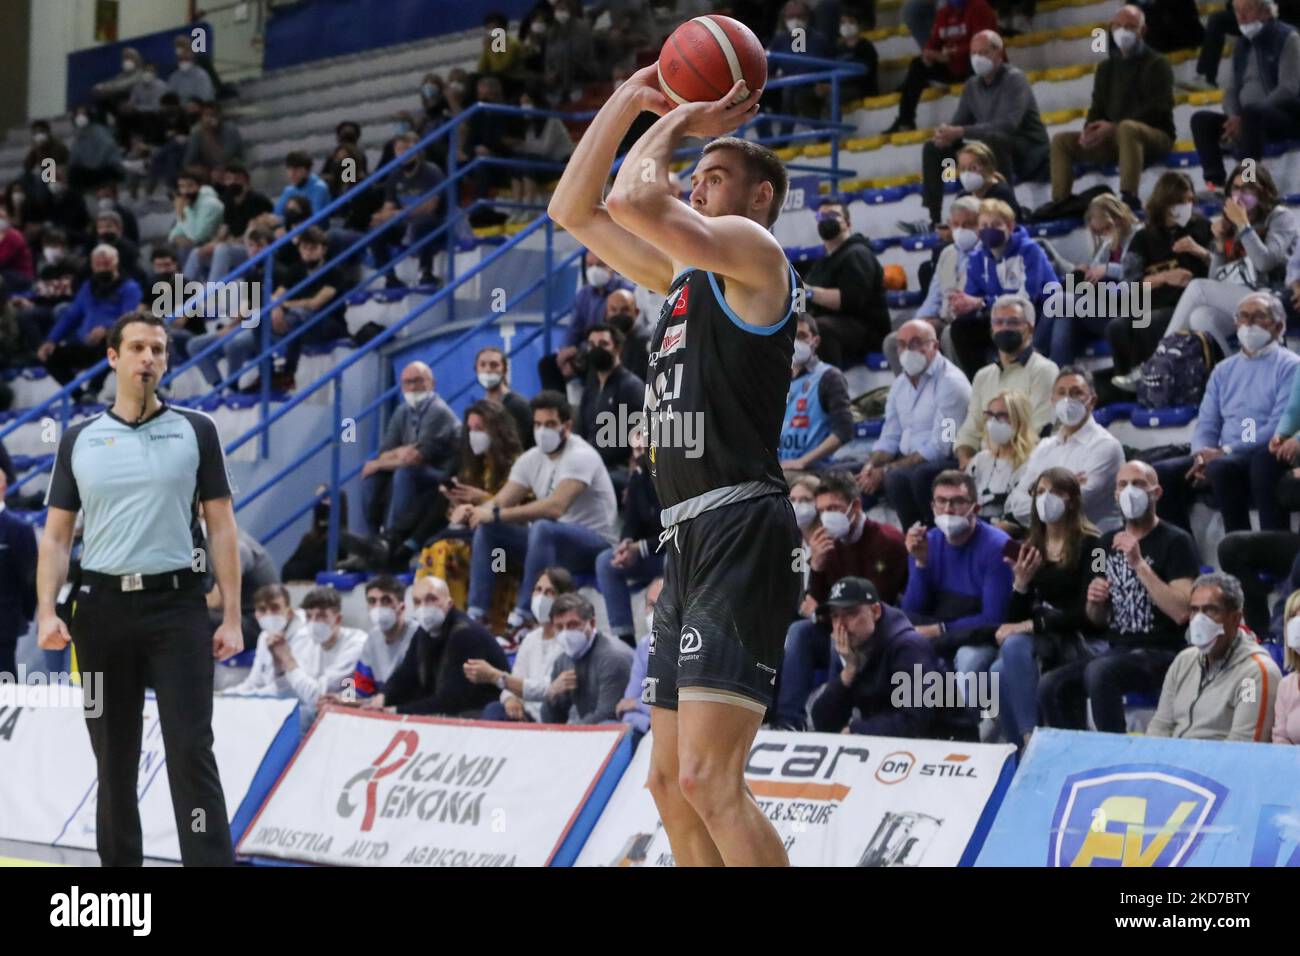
left=0, top=685, right=298, bottom=861
left=576, top=730, right=1015, bottom=866
left=237, top=708, right=628, bottom=867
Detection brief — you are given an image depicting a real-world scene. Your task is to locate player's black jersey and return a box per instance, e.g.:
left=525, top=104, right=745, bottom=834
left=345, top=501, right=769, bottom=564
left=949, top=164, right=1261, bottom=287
left=643, top=262, right=799, bottom=511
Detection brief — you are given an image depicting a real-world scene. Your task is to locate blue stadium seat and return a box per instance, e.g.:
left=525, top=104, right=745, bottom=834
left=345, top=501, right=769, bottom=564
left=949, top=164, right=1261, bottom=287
left=854, top=419, right=884, bottom=440
left=887, top=290, right=924, bottom=308
left=1028, top=218, right=1077, bottom=238
left=1092, top=403, right=1134, bottom=427
left=396, top=572, right=415, bottom=586
left=1081, top=338, right=1111, bottom=358
left=1130, top=404, right=1198, bottom=428
left=219, top=648, right=257, bottom=668
left=866, top=352, right=890, bottom=370
left=1124, top=691, right=1160, bottom=708
left=1264, top=641, right=1286, bottom=671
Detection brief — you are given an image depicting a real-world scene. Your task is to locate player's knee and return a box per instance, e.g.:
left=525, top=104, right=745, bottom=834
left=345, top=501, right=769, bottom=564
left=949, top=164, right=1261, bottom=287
left=677, top=758, right=738, bottom=820
left=646, top=762, right=681, bottom=806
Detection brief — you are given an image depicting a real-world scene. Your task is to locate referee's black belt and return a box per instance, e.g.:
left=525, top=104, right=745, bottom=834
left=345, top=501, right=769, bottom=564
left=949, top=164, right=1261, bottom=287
left=81, top=568, right=205, bottom=593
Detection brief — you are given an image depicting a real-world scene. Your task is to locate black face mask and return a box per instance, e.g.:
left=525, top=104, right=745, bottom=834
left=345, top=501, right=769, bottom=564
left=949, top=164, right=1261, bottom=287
left=992, top=329, right=1023, bottom=354
left=816, top=217, right=843, bottom=241
left=285, top=209, right=307, bottom=227
left=91, top=270, right=115, bottom=288
left=588, top=346, right=615, bottom=372
left=98, top=232, right=118, bottom=244
left=608, top=312, right=635, bottom=336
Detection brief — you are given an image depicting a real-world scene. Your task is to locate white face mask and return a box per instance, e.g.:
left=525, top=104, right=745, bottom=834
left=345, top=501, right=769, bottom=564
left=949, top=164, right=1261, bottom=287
left=1239, top=20, right=1264, bottom=40
left=1187, top=612, right=1223, bottom=652
left=786, top=18, right=805, bottom=33
left=1170, top=203, right=1193, bottom=227
left=535, top=425, right=563, bottom=454
left=414, top=604, right=446, bottom=632
left=959, top=171, right=986, bottom=193
left=531, top=592, right=554, bottom=625
left=586, top=266, right=611, bottom=288
left=43, top=247, right=65, bottom=264
left=33, top=132, right=48, bottom=144
left=792, top=500, right=817, bottom=530
left=952, top=226, right=979, bottom=252
left=73, top=115, right=89, bottom=128
left=819, top=509, right=852, bottom=540
left=554, top=9, right=571, bottom=23
left=1118, top=484, right=1150, bottom=520
left=122, top=60, right=137, bottom=73
left=257, top=613, right=288, bottom=635
left=1055, top=397, right=1088, bottom=427
left=403, top=390, right=431, bottom=408
left=935, top=513, right=972, bottom=542
left=970, top=54, right=996, bottom=77
left=468, top=429, right=491, bottom=456
left=1036, top=492, right=1067, bottom=524
left=558, top=626, right=594, bottom=659
left=900, top=348, right=929, bottom=377
left=178, top=60, right=194, bottom=71
left=307, top=620, right=334, bottom=644
left=1112, top=27, right=1138, bottom=52
left=840, top=22, right=859, bottom=38
left=1286, top=615, right=1300, bottom=652
left=986, top=419, right=1014, bottom=447
left=477, top=371, right=502, bottom=390
left=1237, top=324, right=1274, bottom=354
left=792, top=339, right=813, bottom=368
left=369, top=606, right=397, bottom=632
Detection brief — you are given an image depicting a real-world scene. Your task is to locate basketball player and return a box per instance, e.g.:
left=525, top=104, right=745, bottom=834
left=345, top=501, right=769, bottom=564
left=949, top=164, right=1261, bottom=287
left=549, top=64, right=801, bottom=867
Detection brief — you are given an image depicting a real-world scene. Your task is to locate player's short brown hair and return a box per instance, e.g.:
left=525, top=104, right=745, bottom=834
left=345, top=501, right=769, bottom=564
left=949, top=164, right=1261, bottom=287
left=701, top=136, right=788, bottom=228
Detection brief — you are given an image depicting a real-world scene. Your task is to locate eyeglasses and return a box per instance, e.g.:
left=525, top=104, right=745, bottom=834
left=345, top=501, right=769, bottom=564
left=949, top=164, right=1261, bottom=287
left=932, top=495, right=973, bottom=511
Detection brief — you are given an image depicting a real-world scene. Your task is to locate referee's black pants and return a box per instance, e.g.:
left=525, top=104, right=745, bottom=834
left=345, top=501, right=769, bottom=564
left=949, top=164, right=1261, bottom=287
left=72, top=581, right=234, bottom=867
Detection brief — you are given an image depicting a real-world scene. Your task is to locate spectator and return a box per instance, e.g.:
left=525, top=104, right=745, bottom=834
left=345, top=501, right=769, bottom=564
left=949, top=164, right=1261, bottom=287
left=855, top=319, right=972, bottom=530
left=0, top=468, right=37, bottom=678
left=544, top=0, right=599, bottom=102
left=4, top=181, right=44, bottom=249
left=182, top=101, right=244, bottom=170
left=616, top=575, right=664, bottom=736
left=90, top=211, right=143, bottom=285
left=479, top=12, right=531, bottom=94
left=361, top=360, right=461, bottom=559
left=37, top=245, right=142, bottom=401
left=67, top=106, right=123, bottom=192
left=776, top=470, right=909, bottom=728
left=461, top=76, right=521, bottom=209
left=1049, top=6, right=1175, bottom=210
left=810, top=576, right=975, bottom=739
left=419, top=74, right=451, bottom=129
left=826, top=4, right=880, bottom=100
left=144, top=93, right=192, bottom=194
left=919, top=30, right=1049, bottom=228
left=954, top=293, right=1058, bottom=465
left=94, top=181, right=140, bottom=243
left=201, top=519, right=280, bottom=652
left=539, top=250, right=633, bottom=392
left=366, top=576, right=510, bottom=716
left=1218, top=525, right=1300, bottom=640
left=902, top=0, right=939, bottom=47
left=1273, top=589, right=1300, bottom=743
left=949, top=197, right=1059, bottom=371
left=964, top=388, right=1039, bottom=524
left=508, top=89, right=574, bottom=225
left=281, top=486, right=370, bottom=581
left=350, top=575, right=420, bottom=700
left=118, top=61, right=169, bottom=146
left=1165, top=163, right=1297, bottom=355
left=463, top=391, right=618, bottom=634
left=577, top=322, right=645, bottom=494
left=9, top=228, right=82, bottom=356
left=884, top=0, right=997, bottom=133
left=274, top=150, right=331, bottom=217
left=470, top=567, right=578, bottom=721
left=1148, top=572, right=1280, bottom=740
left=22, top=120, right=69, bottom=178
left=167, top=167, right=225, bottom=257
left=1109, top=171, right=1214, bottom=391
left=604, top=288, right=650, bottom=382
left=949, top=140, right=1024, bottom=223
left=1190, top=0, right=1300, bottom=193
left=790, top=473, right=821, bottom=596
left=369, top=131, right=446, bottom=290
left=540, top=592, right=634, bottom=724
left=780, top=315, right=855, bottom=472
left=0, top=212, right=34, bottom=292
left=1153, top=293, right=1299, bottom=533
left=184, top=225, right=274, bottom=388
left=799, top=195, right=890, bottom=368
left=40, top=168, right=91, bottom=247
left=223, top=584, right=310, bottom=697
left=261, top=224, right=348, bottom=385
left=475, top=346, right=534, bottom=448
left=1039, top=460, right=1198, bottom=732
left=321, top=121, right=371, bottom=201
left=595, top=430, right=663, bottom=647
left=764, top=2, right=834, bottom=138
left=184, top=163, right=274, bottom=282
left=168, top=36, right=216, bottom=104
left=989, top=468, right=1105, bottom=747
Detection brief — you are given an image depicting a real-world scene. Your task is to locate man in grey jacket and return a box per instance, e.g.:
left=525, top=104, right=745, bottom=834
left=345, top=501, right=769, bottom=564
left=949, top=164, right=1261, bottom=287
left=541, top=593, right=633, bottom=724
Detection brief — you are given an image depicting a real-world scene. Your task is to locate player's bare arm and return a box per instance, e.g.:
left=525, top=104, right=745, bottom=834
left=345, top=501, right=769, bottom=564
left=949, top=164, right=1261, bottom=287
left=547, top=64, right=676, bottom=294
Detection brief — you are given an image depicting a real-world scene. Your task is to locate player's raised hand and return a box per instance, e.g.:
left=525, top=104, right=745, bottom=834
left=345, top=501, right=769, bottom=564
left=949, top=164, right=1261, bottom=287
left=674, top=79, right=762, bottom=138
left=621, top=63, right=675, bottom=117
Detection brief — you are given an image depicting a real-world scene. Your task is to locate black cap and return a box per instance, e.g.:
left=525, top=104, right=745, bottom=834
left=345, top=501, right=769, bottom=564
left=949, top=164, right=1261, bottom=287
left=825, top=576, right=880, bottom=608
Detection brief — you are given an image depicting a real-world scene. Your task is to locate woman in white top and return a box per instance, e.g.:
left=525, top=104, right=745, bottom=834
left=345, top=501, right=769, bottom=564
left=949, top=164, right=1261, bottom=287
left=966, top=388, right=1038, bottom=531
left=789, top=474, right=820, bottom=617
left=464, top=567, right=575, bottom=721
left=507, top=88, right=574, bottom=224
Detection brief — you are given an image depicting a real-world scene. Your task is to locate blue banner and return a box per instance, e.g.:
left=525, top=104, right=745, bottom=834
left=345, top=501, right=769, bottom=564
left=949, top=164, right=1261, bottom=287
left=976, top=728, right=1300, bottom=867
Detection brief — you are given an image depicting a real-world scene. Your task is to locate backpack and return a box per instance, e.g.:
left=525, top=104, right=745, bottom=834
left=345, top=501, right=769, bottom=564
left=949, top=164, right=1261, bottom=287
left=1136, top=331, right=1222, bottom=409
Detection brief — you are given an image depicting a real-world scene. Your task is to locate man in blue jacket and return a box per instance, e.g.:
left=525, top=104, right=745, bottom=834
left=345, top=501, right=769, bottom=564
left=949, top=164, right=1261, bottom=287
left=810, top=576, right=977, bottom=740
left=0, top=469, right=38, bottom=678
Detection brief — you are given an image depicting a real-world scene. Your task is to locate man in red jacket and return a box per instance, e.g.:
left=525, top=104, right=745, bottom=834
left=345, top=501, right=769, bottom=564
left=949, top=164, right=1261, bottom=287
left=886, top=0, right=999, bottom=133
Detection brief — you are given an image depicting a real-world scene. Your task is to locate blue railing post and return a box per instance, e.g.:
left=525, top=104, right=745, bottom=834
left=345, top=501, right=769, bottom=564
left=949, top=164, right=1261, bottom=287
left=259, top=252, right=273, bottom=458
left=327, top=382, right=342, bottom=571
left=544, top=217, right=554, bottom=355
left=830, top=74, right=842, bottom=182
left=446, top=137, right=459, bottom=327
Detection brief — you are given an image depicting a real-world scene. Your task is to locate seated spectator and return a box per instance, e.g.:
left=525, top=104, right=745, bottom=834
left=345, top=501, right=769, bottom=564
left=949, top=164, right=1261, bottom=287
left=884, top=0, right=996, bottom=133
left=825, top=3, right=880, bottom=100
left=369, top=131, right=446, bottom=290
left=539, top=250, right=633, bottom=392
left=964, top=389, right=1039, bottom=526
left=540, top=592, right=634, bottom=724
left=40, top=168, right=91, bottom=247
left=919, top=30, right=1048, bottom=228
left=184, top=225, right=273, bottom=387
left=577, top=322, right=645, bottom=493
left=36, top=245, right=142, bottom=401
left=22, top=120, right=70, bottom=181
left=461, top=76, right=522, bottom=209
left=168, top=36, right=215, bottom=104
left=1154, top=293, right=1298, bottom=533
left=775, top=470, right=909, bottom=728
left=799, top=195, right=890, bottom=368
left=1050, top=6, right=1175, bottom=210
left=94, top=181, right=140, bottom=243
left=90, top=210, right=143, bottom=286
left=167, top=167, right=225, bottom=257
left=954, top=293, right=1057, bottom=466
left=780, top=315, right=854, bottom=473
left=4, top=180, right=44, bottom=250
left=949, top=198, right=1058, bottom=372
left=950, top=140, right=1024, bottom=225
left=475, top=345, right=533, bottom=448
left=1219, top=521, right=1300, bottom=640
left=281, top=485, right=370, bottom=580
left=9, top=228, right=82, bottom=358
left=365, top=575, right=510, bottom=716
left=348, top=574, right=420, bottom=700
left=595, top=431, right=663, bottom=647
left=419, top=74, right=452, bottom=129
left=616, top=576, right=664, bottom=736
left=223, top=584, right=309, bottom=696
left=464, top=391, right=618, bottom=634
left=1039, top=460, right=1198, bottom=732
left=144, top=93, right=191, bottom=194
left=810, top=576, right=976, bottom=739
left=470, top=567, right=578, bottom=721
left=184, top=163, right=274, bottom=282
left=182, top=101, right=244, bottom=170
left=274, top=150, right=331, bottom=217
left=118, top=60, right=169, bottom=146
left=1274, top=590, right=1300, bottom=743
left=507, top=88, right=574, bottom=224
left=763, top=2, right=833, bottom=138
left=789, top=473, right=820, bottom=595
left=543, top=0, right=599, bottom=102
left=0, top=212, right=34, bottom=293
left=1006, top=366, right=1124, bottom=532
left=988, top=468, right=1105, bottom=747
left=1190, top=0, right=1300, bottom=193
left=1165, top=163, right=1297, bottom=355
left=361, top=360, right=461, bottom=561
left=1148, top=572, right=1280, bottom=740
left=855, top=319, right=971, bottom=530
left=1109, top=171, right=1214, bottom=391
left=67, top=106, right=124, bottom=192
left=603, top=288, right=649, bottom=383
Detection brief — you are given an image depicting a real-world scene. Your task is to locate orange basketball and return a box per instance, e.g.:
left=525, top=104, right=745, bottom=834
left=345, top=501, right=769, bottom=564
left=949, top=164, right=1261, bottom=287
left=657, top=15, right=767, bottom=107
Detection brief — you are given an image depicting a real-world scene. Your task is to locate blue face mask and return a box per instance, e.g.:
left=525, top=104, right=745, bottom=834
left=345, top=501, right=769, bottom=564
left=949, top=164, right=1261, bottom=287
left=978, top=226, right=1007, bottom=248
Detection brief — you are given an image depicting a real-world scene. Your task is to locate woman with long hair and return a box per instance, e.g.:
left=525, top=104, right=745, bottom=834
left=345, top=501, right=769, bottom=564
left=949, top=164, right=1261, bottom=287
left=1273, top=589, right=1300, bottom=744
left=966, top=389, right=1038, bottom=529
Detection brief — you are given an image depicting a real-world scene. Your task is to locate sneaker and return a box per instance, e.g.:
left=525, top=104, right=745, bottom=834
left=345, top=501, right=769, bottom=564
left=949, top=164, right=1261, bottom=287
left=417, top=270, right=442, bottom=289
left=883, top=117, right=916, bottom=134
left=1177, top=76, right=1216, bottom=92
left=1111, top=371, right=1140, bottom=392
left=384, top=273, right=407, bottom=290
left=897, top=218, right=936, bottom=235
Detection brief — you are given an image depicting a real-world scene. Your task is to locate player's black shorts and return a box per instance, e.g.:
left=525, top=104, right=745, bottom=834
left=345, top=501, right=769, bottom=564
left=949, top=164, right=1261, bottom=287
left=644, top=493, right=802, bottom=713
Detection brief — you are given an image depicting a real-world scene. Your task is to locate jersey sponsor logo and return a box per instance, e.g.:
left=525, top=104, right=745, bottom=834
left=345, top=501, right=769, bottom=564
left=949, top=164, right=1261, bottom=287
left=650, top=325, right=687, bottom=367
left=680, top=626, right=702, bottom=655
left=148, top=432, right=185, bottom=441
left=671, top=283, right=690, bottom=316
left=86, top=437, right=117, bottom=448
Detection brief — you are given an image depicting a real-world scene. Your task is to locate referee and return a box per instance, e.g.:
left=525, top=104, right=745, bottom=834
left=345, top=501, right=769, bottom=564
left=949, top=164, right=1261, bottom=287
left=36, top=311, right=243, bottom=867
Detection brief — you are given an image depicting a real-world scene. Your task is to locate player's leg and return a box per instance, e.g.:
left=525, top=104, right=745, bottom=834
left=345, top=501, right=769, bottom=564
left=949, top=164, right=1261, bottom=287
left=676, top=697, right=788, bottom=867
left=646, top=706, right=724, bottom=867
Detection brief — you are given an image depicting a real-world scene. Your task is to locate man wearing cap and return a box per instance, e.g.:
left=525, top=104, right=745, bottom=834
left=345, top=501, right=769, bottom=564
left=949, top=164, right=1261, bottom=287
left=810, top=576, right=976, bottom=739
